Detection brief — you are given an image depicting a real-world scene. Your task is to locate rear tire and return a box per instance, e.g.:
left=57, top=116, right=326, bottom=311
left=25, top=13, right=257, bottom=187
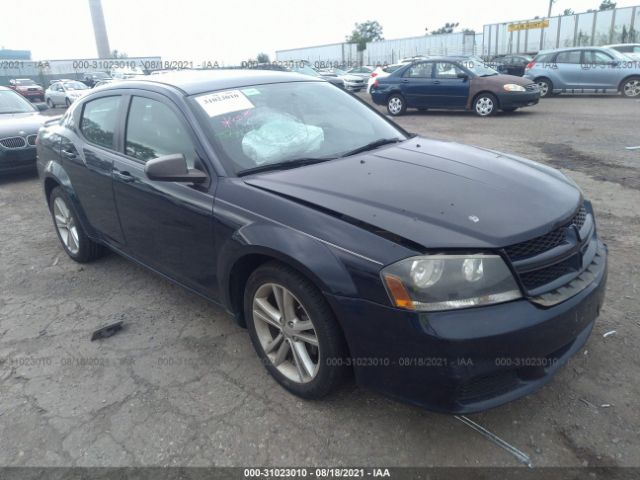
left=536, top=78, right=553, bottom=98
left=46, top=98, right=54, bottom=108
left=621, top=76, right=640, bottom=98
left=473, top=93, right=498, bottom=117
left=244, top=261, right=349, bottom=399
left=49, top=186, right=104, bottom=263
left=386, top=94, right=406, bottom=116
left=65, top=98, right=71, bottom=108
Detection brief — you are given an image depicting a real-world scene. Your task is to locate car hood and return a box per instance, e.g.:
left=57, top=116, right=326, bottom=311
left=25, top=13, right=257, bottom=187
left=0, top=113, right=46, bottom=137
left=243, top=138, right=581, bottom=249
left=474, top=73, right=533, bottom=87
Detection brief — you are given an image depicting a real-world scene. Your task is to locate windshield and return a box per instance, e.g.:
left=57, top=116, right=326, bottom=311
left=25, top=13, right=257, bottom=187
left=603, top=47, right=631, bottom=61
left=190, top=81, right=406, bottom=175
left=62, top=81, right=89, bottom=91
left=0, top=90, right=37, bottom=114
left=382, top=65, right=403, bottom=73
left=463, top=59, right=499, bottom=76
left=13, top=79, right=38, bottom=86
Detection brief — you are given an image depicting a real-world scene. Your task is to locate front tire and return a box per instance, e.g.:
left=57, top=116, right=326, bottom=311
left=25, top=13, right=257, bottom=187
left=46, top=98, right=54, bottom=108
left=65, top=98, right=71, bottom=108
left=244, top=261, right=348, bottom=399
left=621, top=76, right=640, bottom=98
left=386, top=94, right=406, bottom=116
left=49, top=187, right=104, bottom=263
left=473, top=93, right=498, bottom=117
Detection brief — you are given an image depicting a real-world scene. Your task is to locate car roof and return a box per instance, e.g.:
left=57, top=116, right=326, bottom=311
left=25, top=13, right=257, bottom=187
left=537, top=46, right=613, bottom=54
left=105, top=69, right=320, bottom=95
left=604, top=43, right=640, bottom=47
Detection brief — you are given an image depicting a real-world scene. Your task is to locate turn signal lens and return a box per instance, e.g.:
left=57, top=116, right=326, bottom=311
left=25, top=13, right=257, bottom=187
left=382, top=274, right=415, bottom=310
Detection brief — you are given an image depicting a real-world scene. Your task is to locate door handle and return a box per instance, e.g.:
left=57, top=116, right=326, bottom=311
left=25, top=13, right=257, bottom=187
left=432, top=80, right=441, bottom=84
left=114, top=170, right=135, bottom=183
left=402, top=79, right=409, bottom=83
left=61, top=149, right=76, bottom=159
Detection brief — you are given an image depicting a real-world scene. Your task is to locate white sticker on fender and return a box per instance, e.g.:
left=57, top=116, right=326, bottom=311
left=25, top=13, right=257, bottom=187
left=195, top=90, right=254, bottom=117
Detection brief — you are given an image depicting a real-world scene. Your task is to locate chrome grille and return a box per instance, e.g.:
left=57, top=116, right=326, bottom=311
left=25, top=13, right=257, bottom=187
left=0, top=136, right=27, bottom=149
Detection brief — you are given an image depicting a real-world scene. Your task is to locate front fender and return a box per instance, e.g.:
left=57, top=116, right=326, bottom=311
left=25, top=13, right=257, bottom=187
left=217, top=222, right=359, bottom=314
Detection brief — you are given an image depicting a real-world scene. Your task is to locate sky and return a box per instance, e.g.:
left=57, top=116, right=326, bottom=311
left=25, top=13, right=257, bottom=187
left=1, top=0, right=638, bottom=64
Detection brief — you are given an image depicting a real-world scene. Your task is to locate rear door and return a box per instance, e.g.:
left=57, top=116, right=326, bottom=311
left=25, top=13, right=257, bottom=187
left=430, top=62, right=470, bottom=108
left=61, top=94, right=126, bottom=244
left=399, top=62, right=434, bottom=107
left=554, top=50, right=584, bottom=89
left=111, top=92, right=218, bottom=296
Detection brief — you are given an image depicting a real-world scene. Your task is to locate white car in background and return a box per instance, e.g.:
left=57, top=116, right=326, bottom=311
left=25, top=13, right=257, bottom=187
left=45, top=80, right=90, bottom=108
left=604, top=43, right=640, bottom=61
left=367, top=63, right=406, bottom=93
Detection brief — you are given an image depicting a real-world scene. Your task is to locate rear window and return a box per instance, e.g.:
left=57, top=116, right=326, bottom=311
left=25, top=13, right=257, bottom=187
left=80, top=96, right=122, bottom=149
left=534, top=53, right=555, bottom=63
left=555, top=51, right=581, bottom=64
left=383, top=65, right=402, bottom=73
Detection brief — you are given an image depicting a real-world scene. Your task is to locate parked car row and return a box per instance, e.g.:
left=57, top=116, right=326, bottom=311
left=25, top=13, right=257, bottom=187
left=368, top=45, right=640, bottom=117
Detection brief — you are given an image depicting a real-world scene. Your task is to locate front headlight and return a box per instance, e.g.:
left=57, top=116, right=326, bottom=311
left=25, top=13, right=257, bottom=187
left=381, top=254, right=522, bottom=311
left=503, top=84, right=526, bottom=92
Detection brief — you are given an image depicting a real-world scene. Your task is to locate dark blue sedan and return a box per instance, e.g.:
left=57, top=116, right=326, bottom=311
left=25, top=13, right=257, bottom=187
left=37, top=70, right=606, bottom=413
left=371, top=57, right=540, bottom=116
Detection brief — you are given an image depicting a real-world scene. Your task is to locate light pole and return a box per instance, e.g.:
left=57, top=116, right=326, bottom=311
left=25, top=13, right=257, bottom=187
left=88, top=0, right=111, bottom=59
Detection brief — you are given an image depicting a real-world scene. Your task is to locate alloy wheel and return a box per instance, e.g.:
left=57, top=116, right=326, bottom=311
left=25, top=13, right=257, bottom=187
left=623, top=79, right=640, bottom=97
left=538, top=81, right=549, bottom=97
left=252, top=283, right=320, bottom=384
left=388, top=97, right=403, bottom=115
left=53, top=196, right=80, bottom=255
left=475, top=96, right=494, bottom=116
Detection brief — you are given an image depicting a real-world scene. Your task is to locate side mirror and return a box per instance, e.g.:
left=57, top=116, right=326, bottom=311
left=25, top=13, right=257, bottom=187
left=144, top=154, right=208, bottom=183
left=35, top=102, right=49, bottom=112
left=457, top=73, right=469, bottom=80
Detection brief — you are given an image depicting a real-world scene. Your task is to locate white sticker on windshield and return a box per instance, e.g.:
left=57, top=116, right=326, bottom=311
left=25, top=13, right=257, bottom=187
left=196, top=90, right=254, bottom=117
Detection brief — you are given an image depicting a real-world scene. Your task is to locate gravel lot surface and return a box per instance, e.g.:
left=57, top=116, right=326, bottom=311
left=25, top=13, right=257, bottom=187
left=0, top=96, right=638, bottom=467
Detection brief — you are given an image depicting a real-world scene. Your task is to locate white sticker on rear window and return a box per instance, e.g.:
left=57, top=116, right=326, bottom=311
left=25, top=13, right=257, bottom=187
left=195, top=90, right=254, bottom=117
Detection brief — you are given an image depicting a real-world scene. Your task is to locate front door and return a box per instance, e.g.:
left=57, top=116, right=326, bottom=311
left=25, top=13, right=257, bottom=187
left=112, top=93, right=219, bottom=298
left=429, top=62, right=470, bottom=108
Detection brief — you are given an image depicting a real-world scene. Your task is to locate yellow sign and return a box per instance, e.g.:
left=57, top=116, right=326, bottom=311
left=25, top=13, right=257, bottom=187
left=508, top=19, right=550, bottom=32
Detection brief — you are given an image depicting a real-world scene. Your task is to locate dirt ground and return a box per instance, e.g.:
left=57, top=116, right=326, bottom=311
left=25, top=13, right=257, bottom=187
left=0, top=95, right=638, bottom=468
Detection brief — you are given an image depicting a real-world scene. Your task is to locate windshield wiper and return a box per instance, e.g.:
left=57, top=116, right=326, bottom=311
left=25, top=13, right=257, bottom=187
left=340, top=138, right=402, bottom=158
left=237, top=157, right=336, bottom=176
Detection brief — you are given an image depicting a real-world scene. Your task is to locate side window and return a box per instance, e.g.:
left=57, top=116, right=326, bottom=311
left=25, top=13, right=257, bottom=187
left=125, top=96, right=198, bottom=168
left=434, top=62, right=465, bottom=79
left=584, top=51, right=612, bottom=64
left=404, top=62, right=433, bottom=78
left=555, top=51, right=581, bottom=64
left=80, top=96, right=121, bottom=149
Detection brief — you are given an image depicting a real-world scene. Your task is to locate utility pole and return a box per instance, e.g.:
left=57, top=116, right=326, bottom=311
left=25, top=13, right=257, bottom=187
left=547, top=0, right=555, bottom=18
left=88, top=0, right=111, bottom=59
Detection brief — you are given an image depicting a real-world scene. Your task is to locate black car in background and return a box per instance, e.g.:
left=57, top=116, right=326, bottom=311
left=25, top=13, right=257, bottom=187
left=0, top=86, right=48, bottom=174
left=37, top=70, right=606, bottom=413
left=490, top=55, right=533, bottom=77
